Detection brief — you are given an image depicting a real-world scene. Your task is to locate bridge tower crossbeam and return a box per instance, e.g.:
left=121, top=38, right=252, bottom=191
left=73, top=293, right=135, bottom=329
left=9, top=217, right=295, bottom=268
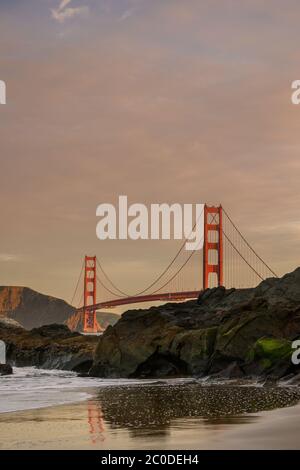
left=203, top=204, right=223, bottom=289
left=83, top=255, right=97, bottom=333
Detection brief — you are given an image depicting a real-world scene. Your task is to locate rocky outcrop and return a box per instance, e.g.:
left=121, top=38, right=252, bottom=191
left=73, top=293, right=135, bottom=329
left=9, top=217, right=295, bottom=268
left=0, top=322, right=98, bottom=373
left=90, top=267, right=300, bottom=380
left=0, top=316, right=23, bottom=328
left=0, top=286, right=76, bottom=329
left=0, top=364, right=13, bottom=376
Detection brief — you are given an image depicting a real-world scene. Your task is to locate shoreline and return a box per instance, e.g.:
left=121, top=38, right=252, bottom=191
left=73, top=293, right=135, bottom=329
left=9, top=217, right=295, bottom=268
left=0, top=387, right=96, bottom=415
left=1, top=399, right=300, bottom=450
left=1, top=381, right=300, bottom=449
left=1, top=367, right=297, bottom=416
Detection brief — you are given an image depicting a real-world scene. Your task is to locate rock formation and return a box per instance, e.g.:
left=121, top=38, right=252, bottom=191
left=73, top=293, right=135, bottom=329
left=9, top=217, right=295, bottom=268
left=0, top=364, right=13, bottom=376
left=90, top=267, right=300, bottom=380
left=0, top=322, right=98, bottom=373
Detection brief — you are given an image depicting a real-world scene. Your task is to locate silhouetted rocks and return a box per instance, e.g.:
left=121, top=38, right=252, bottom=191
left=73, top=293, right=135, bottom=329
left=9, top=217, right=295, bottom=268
left=30, top=323, right=78, bottom=339
left=0, top=364, right=13, bottom=376
left=90, top=267, right=300, bottom=380
left=0, top=322, right=98, bottom=372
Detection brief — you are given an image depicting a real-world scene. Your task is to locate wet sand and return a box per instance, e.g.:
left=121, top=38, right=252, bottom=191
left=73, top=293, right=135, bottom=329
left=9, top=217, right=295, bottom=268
left=1, top=384, right=300, bottom=449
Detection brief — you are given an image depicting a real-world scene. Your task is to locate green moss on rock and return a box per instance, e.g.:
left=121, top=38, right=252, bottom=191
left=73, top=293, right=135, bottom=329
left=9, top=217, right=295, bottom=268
left=247, top=337, right=292, bottom=370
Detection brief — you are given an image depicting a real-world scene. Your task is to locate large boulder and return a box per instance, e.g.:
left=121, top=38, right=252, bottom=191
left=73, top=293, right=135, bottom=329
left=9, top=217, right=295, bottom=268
left=90, top=267, right=300, bottom=379
left=0, top=322, right=98, bottom=373
left=0, top=364, right=13, bottom=376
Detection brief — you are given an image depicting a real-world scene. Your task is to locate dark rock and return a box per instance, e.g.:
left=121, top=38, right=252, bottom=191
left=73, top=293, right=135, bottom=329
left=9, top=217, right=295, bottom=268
left=0, top=363, right=13, bottom=375
left=132, top=352, right=188, bottom=379
left=0, top=322, right=98, bottom=371
left=208, top=358, right=245, bottom=379
left=281, top=373, right=300, bottom=386
left=90, top=267, right=300, bottom=380
left=261, top=376, right=278, bottom=387
left=30, top=324, right=78, bottom=339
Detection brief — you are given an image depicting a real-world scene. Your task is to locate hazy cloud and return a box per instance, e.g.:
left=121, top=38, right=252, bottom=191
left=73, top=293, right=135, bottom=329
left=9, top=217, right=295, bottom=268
left=118, top=8, right=136, bottom=22
left=0, top=254, right=22, bottom=263
left=51, top=0, right=89, bottom=23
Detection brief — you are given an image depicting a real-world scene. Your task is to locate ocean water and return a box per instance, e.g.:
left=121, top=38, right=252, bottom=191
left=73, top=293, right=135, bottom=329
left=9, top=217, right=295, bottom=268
left=0, top=367, right=195, bottom=413
left=1, top=367, right=300, bottom=416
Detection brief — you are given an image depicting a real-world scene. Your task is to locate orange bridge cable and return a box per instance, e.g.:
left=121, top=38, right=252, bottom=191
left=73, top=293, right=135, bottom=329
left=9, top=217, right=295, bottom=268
left=76, top=275, right=119, bottom=317
left=147, top=249, right=198, bottom=296
left=95, top=247, right=197, bottom=303
left=95, top=209, right=204, bottom=297
left=96, top=258, right=130, bottom=297
left=147, top=236, right=204, bottom=296
left=222, top=207, right=278, bottom=278
left=78, top=292, right=84, bottom=309
left=222, top=230, right=264, bottom=282
left=128, top=207, right=205, bottom=297
left=96, top=274, right=126, bottom=299
left=93, top=208, right=205, bottom=299
left=70, top=259, right=85, bottom=306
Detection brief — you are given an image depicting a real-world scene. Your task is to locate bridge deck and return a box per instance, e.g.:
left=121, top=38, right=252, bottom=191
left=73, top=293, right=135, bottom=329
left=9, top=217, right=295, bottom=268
left=77, top=290, right=200, bottom=312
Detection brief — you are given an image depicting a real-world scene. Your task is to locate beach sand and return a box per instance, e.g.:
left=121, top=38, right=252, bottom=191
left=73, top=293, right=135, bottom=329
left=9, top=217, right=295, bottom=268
left=1, top=396, right=300, bottom=450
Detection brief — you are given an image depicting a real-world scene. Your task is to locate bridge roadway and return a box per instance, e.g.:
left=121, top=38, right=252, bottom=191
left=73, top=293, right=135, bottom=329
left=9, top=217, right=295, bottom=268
left=78, top=290, right=201, bottom=312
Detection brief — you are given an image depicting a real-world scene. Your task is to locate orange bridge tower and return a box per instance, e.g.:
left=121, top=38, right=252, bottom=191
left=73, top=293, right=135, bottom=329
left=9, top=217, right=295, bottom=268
left=83, top=255, right=97, bottom=333
left=203, top=204, right=223, bottom=289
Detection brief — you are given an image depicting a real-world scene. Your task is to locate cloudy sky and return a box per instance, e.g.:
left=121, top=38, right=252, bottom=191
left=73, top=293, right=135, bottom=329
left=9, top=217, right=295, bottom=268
left=0, top=0, right=299, bottom=304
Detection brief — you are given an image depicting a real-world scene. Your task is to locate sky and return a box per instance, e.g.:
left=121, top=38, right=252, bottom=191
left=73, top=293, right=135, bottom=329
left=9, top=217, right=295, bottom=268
left=0, top=0, right=300, bottom=305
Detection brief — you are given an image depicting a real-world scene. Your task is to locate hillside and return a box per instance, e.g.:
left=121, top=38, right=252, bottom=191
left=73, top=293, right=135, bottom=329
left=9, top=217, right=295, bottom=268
left=0, top=286, right=76, bottom=330
left=96, top=311, right=120, bottom=329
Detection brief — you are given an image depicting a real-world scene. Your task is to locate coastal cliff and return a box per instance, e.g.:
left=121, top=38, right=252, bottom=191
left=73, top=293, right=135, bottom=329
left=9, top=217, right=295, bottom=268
left=0, top=286, right=120, bottom=332
left=0, top=286, right=76, bottom=329
left=90, top=267, right=300, bottom=380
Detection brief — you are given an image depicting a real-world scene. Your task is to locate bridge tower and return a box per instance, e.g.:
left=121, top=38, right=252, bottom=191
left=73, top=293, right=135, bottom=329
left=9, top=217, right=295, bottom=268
left=203, top=204, right=223, bottom=289
left=83, top=255, right=97, bottom=333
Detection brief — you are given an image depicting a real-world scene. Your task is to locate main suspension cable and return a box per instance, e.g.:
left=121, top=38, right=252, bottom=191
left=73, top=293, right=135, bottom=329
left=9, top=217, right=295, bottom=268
left=70, top=259, right=84, bottom=306
left=223, top=208, right=278, bottom=277
left=222, top=230, right=264, bottom=281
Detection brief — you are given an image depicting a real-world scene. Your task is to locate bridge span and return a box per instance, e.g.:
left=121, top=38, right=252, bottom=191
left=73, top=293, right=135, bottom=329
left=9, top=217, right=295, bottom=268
left=78, top=290, right=201, bottom=313
left=69, top=205, right=277, bottom=333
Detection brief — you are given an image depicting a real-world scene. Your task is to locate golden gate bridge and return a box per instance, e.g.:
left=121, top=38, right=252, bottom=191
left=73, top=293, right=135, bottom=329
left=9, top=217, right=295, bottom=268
left=68, top=205, right=277, bottom=333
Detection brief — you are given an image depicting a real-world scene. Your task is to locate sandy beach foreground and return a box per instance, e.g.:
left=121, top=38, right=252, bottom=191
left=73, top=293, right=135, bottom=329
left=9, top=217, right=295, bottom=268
left=1, top=392, right=300, bottom=450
